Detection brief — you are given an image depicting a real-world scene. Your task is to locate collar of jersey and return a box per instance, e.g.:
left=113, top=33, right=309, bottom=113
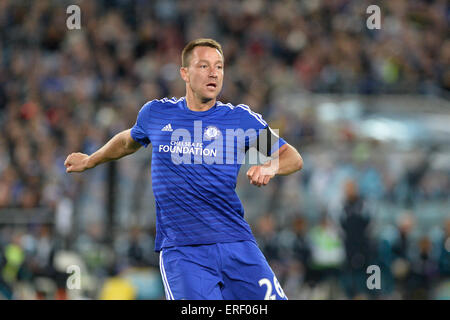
left=181, top=96, right=218, bottom=116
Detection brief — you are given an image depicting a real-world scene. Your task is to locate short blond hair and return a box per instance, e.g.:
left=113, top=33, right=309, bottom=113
left=181, top=38, right=224, bottom=67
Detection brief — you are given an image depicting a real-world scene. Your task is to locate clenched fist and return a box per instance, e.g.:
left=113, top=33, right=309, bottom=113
left=64, top=152, right=90, bottom=173
left=246, top=162, right=277, bottom=187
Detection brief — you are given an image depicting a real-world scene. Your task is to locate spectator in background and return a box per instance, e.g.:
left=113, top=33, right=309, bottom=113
left=390, top=212, right=416, bottom=298
left=26, top=225, right=68, bottom=299
left=340, top=179, right=373, bottom=299
left=438, top=219, right=450, bottom=278
left=406, top=235, right=439, bottom=299
left=285, top=216, right=311, bottom=299
left=291, top=216, right=311, bottom=277
left=400, top=150, right=433, bottom=208
left=254, top=213, right=281, bottom=266
left=2, top=232, right=25, bottom=286
left=305, top=213, right=345, bottom=298
left=0, top=237, right=20, bottom=299
left=74, top=222, right=114, bottom=280
left=125, top=226, right=158, bottom=269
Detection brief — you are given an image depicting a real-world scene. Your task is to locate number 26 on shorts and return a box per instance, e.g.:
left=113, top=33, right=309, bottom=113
left=258, top=275, right=287, bottom=300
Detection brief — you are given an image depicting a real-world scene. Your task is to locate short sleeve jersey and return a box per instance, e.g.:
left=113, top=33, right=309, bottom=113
left=131, top=97, right=286, bottom=251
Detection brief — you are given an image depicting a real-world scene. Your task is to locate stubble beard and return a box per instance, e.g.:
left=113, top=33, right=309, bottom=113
left=190, top=84, right=216, bottom=104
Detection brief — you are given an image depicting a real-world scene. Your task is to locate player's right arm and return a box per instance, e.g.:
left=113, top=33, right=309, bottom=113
left=64, top=129, right=142, bottom=173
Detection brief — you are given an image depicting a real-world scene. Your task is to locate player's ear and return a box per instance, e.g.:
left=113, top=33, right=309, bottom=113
left=180, top=67, right=189, bottom=83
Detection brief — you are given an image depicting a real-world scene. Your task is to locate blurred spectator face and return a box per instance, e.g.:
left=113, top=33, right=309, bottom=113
left=180, top=46, right=224, bottom=102
left=418, top=236, right=432, bottom=256
left=293, top=217, right=307, bottom=235
left=344, top=179, right=358, bottom=200
left=257, top=214, right=276, bottom=236
left=319, top=214, right=330, bottom=228
left=444, top=219, right=450, bottom=236
left=397, top=212, right=415, bottom=234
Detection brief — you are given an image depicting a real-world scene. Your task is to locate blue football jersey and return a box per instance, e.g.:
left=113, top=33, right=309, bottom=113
left=130, top=97, right=286, bottom=251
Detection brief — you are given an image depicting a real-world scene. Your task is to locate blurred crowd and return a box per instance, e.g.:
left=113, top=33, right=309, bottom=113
left=0, top=0, right=449, bottom=299
left=253, top=183, right=450, bottom=300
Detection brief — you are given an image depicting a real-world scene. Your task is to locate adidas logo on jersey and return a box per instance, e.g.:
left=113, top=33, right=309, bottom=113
left=161, top=124, right=173, bottom=132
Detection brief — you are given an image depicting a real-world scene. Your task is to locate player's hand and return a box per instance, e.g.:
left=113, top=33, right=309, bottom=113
left=64, top=152, right=90, bottom=173
left=246, top=162, right=277, bottom=187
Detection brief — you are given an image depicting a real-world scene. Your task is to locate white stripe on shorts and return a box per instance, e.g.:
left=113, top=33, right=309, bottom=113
left=159, top=250, right=174, bottom=300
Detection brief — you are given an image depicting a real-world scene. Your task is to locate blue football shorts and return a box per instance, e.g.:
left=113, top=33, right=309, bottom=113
left=158, top=240, right=287, bottom=300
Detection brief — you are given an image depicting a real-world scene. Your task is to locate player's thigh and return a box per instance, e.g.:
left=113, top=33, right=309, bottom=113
left=159, top=246, right=223, bottom=300
left=220, top=241, right=287, bottom=300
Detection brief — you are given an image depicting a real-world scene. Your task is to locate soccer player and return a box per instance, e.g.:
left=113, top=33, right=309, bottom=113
left=64, top=38, right=303, bottom=300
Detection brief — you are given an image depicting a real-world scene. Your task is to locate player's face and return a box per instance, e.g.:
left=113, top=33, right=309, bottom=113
left=181, top=46, right=224, bottom=102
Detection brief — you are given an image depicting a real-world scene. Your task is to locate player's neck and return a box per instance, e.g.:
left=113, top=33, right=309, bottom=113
left=185, top=91, right=216, bottom=112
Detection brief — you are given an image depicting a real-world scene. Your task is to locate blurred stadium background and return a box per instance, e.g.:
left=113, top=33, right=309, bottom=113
left=0, top=0, right=449, bottom=300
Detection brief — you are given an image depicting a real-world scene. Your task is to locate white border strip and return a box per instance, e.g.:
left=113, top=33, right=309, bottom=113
left=217, top=101, right=268, bottom=127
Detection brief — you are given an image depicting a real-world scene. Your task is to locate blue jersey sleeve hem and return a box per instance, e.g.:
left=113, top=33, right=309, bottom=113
left=130, top=126, right=150, bottom=148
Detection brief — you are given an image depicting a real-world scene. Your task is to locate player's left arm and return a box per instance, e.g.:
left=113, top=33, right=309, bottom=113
left=247, top=143, right=303, bottom=187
